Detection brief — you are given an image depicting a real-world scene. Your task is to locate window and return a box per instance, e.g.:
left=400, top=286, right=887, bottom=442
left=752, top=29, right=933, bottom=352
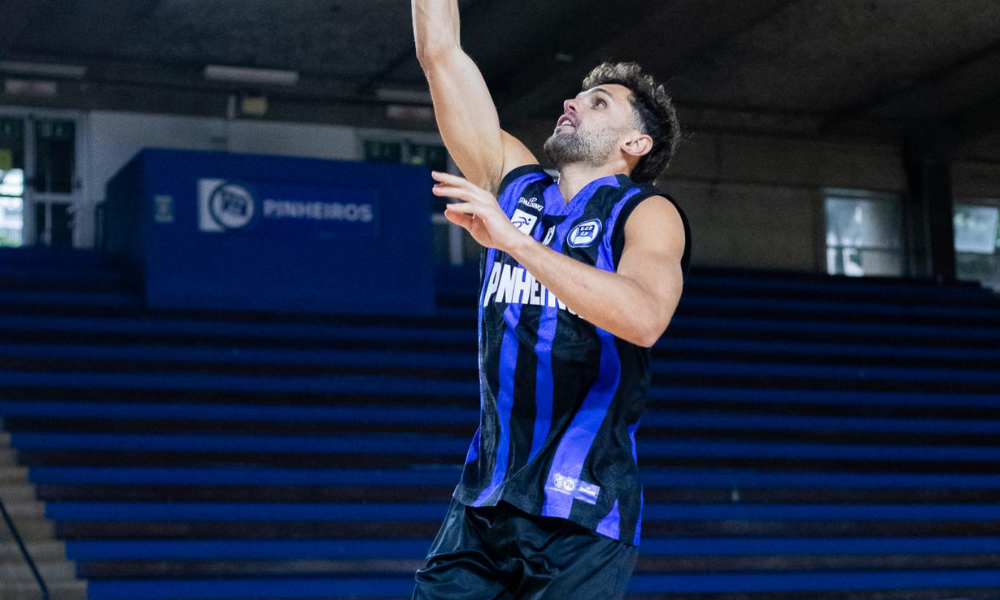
left=363, top=140, right=446, bottom=172
left=0, top=118, right=25, bottom=247
left=954, top=202, right=1000, bottom=291
left=34, top=120, right=76, bottom=194
left=403, top=142, right=447, bottom=172
left=363, top=140, right=402, bottom=164
left=363, top=137, right=468, bottom=265
left=825, top=189, right=904, bottom=277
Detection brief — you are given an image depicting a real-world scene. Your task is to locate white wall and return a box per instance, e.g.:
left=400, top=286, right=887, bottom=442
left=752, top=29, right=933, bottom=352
left=227, top=120, right=359, bottom=161
left=58, top=108, right=1000, bottom=273
left=82, top=111, right=367, bottom=247
left=87, top=112, right=361, bottom=204
left=953, top=160, right=1000, bottom=200
left=87, top=112, right=226, bottom=206
left=659, top=132, right=907, bottom=272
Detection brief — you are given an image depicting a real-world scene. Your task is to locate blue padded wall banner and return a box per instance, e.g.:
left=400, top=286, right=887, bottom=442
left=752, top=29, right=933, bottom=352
left=105, top=149, right=435, bottom=316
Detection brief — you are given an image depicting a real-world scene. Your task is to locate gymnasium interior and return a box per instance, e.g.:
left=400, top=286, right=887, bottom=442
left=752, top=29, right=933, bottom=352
left=2, top=1, right=1000, bottom=599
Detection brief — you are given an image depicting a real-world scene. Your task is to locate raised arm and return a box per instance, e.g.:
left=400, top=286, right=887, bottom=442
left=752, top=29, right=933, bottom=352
left=412, top=0, right=536, bottom=193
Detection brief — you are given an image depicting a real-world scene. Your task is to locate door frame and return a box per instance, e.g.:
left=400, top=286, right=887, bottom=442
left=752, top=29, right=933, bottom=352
left=0, top=106, right=89, bottom=248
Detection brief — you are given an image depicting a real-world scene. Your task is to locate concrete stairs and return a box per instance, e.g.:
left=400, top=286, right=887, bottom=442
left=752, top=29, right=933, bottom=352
left=0, top=431, right=86, bottom=600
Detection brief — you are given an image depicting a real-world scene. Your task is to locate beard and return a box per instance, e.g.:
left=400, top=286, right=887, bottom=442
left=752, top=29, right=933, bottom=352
left=543, top=126, right=626, bottom=169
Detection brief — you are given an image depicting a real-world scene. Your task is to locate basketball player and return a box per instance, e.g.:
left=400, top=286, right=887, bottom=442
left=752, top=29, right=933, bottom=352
left=412, top=1, right=691, bottom=598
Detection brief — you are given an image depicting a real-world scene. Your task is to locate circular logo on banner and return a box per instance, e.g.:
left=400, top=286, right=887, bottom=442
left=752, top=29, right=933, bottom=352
left=209, top=181, right=259, bottom=231
left=567, top=219, right=602, bottom=248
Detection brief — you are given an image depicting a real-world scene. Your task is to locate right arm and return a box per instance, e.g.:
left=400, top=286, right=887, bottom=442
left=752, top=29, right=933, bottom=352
left=412, top=0, right=537, bottom=194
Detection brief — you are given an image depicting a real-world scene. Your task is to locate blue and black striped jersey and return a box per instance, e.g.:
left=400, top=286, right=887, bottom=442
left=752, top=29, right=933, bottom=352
left=454, top=165, right=691, bottom=546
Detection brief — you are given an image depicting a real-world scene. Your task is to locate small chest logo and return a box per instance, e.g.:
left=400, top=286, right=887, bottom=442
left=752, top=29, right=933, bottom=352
left=567, top=219, right=601, bottom=248
left=518, top=196, right=544, bottom=212
left=541, top=226, right=556, bottom=246
left=510, top=209, right=538, bottom=235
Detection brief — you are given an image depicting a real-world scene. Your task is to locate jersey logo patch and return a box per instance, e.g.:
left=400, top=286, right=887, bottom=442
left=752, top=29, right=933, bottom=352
left=567, top=219, right=601, bottom=247
left=542, top=226, right=556, bottom=246
left=548, top=472, right=601, bottom=505
left=518, top=196, right=544, bottom=212
left=510, top=209, right=538, bottom=235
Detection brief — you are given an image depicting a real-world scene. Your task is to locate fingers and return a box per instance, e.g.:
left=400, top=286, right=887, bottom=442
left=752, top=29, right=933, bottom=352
left=432, top=171, right=489, bottom=198
left=433, top=183, right=493, bottom=207
left=433, top=187, right=493, bottom=207
left=434, top=170, right=494, bottom=238
left=444, top=208, right=474, bottom=230
left=444, top=201, right=482, bottom=216
left=431, top=184, right=472, bottom=201
left=431, top=171, right=475, bottom=187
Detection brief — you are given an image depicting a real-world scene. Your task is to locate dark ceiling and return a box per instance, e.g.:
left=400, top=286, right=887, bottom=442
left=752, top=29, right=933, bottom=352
left=2, top=0, right=999, bottom=159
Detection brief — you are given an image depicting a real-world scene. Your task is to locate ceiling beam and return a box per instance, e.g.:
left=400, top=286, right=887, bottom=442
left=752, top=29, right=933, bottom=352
left=357, top=0, right=798, bottom=121
left=2, top=51, right=358, bottom=101
left=69, top=0, right=163, bottom=56
left=493, top=0, right=798, bottom=121
left=356, top=51, right=417, bottom=96
left=821, top=39, right=1000, bottom=134
left=0, top=77, right=439, bottom=132
left=357, top=0, right=612, bottom=96
left=0, top=0, right=59, bottom=56
left=133, top=0, right=161, bottom=18
left=955, top=90, right=1000, bottom=147
left=461, top=0, right=635, bottom=84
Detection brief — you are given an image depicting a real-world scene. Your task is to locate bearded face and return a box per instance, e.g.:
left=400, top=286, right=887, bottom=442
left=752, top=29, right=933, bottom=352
left=543, top=124, right=629, bottom=170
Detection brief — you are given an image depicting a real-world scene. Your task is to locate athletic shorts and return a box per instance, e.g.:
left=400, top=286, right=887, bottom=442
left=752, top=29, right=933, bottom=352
left=412, top=498, right=638, bottom=600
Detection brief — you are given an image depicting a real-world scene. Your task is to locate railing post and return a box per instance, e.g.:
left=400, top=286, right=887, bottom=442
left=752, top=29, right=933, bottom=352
left=0, top=494, right=49, bottom=600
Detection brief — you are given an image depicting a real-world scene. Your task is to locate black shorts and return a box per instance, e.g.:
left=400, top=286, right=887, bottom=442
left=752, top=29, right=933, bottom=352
left=412, top=498, right=638, bottom=600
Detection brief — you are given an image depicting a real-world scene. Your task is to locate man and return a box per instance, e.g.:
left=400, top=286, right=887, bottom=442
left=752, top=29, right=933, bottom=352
left=412, top=1, right=691, bottom=598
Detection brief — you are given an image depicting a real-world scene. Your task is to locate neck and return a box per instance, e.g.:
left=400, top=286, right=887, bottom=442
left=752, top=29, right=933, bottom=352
left=555, top=162, right=630, bottom=202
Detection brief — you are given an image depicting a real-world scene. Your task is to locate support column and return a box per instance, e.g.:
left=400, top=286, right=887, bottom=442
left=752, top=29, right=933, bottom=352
left=903, top=135, right=956, bottom=283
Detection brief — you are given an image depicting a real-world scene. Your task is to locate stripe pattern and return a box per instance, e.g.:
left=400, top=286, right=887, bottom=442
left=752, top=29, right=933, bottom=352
left=455, top=165, right=691, bottom=545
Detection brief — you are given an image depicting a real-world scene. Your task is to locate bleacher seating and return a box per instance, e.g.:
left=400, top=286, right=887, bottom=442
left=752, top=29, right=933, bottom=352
left=2, top=247, right=1000, bottom=600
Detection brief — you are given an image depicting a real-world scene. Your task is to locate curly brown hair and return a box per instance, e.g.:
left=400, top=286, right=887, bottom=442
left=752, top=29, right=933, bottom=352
left=581, top=62, right=680, bottom=184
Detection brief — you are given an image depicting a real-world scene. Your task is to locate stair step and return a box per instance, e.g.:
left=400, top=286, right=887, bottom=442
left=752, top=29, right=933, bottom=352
left=75, top=571, right=1000, bottom=598
left=0, top=465, right=31, bottom=484
left=0, top=579, right=87, bottom=600
left=0, top=482, right=38, bottom=502
left=38, top=560, right=78, bottom=581
left=2, top=500, right=45, bottom=518
left=1, top=560, right=77, bottom=583
left=0, top=541, right=67, bottom=562
left=0, top=516, right=56, bottom=541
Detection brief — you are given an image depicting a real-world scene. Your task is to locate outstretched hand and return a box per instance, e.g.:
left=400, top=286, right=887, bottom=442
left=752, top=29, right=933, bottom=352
left=432, top=171, right=523, bottom=252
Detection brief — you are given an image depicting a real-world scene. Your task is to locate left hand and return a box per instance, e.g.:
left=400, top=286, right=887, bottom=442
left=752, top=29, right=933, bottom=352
left=432, top=171, right=522, bottom=251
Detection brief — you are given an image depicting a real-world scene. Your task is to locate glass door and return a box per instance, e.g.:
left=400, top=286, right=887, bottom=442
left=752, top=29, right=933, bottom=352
left=0, top=118, right=25, bottom=247
left=30, top=118, right=81, bottom=248
left=0, top=110, right=87, bottom=248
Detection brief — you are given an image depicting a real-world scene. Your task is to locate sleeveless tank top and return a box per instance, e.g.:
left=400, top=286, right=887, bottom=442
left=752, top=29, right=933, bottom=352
left=454, top=165, right=691, bottom=545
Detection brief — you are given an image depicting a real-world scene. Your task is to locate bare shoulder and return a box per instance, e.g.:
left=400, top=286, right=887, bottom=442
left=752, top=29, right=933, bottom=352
left=623, top=195, right=686, bottom=258
left=618, top=194, right=686, bottom=319
left=494, top=131, right=539, bottom=191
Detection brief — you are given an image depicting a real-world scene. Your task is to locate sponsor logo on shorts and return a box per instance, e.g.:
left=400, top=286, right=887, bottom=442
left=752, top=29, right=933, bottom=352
left=548, top=472, right=601, bottom=505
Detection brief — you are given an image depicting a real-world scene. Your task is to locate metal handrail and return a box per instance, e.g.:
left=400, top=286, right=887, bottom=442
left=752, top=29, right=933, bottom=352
left=0, top=493, right=49, bottom=600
